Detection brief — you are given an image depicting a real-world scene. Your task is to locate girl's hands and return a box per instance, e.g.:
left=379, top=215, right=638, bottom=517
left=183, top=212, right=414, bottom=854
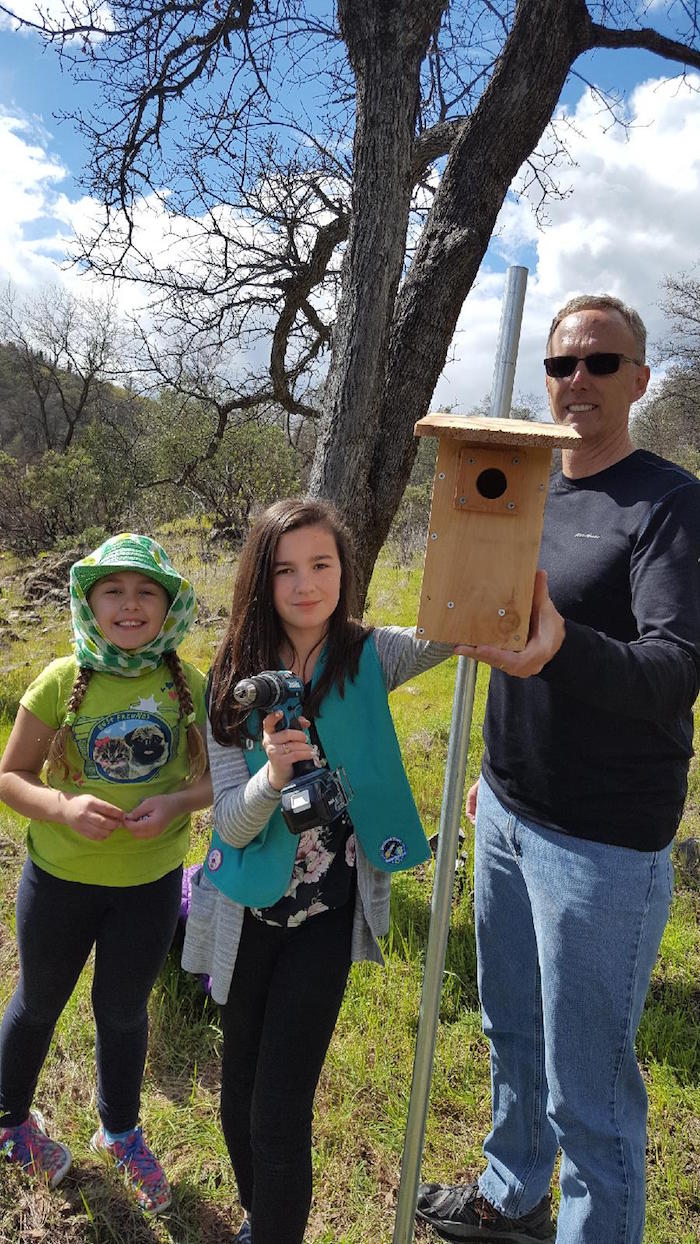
left=61, top=789, right=204, bottom=841
left=123, top=794, right=178, bottom=839
left=454, top=570, right=565, bottom=678
left=263, top=712, right=314, bottom=792
left=58, top=793, right=125, bottom=840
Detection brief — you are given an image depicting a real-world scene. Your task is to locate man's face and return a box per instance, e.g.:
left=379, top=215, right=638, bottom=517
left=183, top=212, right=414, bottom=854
left=545, top=309, right=650, bottom=447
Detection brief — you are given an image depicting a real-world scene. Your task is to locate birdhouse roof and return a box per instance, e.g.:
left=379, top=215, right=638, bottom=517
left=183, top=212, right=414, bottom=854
left=415, top=413, right=582, bottom=447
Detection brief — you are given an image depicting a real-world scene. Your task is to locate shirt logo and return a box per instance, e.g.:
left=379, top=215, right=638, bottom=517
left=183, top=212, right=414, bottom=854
left=83, top=711, right=173, bottom=783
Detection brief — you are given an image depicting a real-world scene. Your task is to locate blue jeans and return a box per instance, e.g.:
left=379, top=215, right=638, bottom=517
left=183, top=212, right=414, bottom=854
left=474, top=779, right=673, bottom=1244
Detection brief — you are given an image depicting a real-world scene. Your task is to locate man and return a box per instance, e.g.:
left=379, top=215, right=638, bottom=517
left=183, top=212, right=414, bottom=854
left=416, top=295, right=700, bottom=1243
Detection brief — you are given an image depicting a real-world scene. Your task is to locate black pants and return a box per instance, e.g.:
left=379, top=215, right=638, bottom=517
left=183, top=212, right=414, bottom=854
left=220, top=901, right=353, bottom=1244
left=0, top=858, right=181, bottom=1132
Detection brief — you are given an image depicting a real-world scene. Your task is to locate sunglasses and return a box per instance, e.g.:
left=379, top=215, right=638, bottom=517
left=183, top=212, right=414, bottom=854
left=543, top=352, right=641, bottom=379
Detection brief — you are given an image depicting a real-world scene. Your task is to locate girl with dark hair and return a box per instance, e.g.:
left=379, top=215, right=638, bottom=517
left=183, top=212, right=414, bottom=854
left=0, top=534, right=212, bottom=1214
left=183, top=497, right=455, bottom=1244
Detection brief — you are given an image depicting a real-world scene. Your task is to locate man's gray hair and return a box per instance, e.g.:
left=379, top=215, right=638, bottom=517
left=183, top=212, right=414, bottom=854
left=547, top=294, right=647, bottom=362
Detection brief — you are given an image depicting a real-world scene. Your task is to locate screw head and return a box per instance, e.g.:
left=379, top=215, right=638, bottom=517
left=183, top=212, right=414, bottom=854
left=430, top=532, right=438, bottom=541
left=447, top=601, right=455, bottom=609
left=438, top=471, right=446, bottom=480
left=497, top=608, right=506, bottom=617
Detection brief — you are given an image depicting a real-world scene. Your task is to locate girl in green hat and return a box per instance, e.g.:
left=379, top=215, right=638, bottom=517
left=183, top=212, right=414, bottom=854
left=0, top=532, right=212, bottom=1215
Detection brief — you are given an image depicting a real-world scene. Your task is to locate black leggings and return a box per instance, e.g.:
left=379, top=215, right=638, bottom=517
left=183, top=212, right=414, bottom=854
left=220, top=901, right=353, bottom=1244
left=0, top=858, right=181, bottom=1132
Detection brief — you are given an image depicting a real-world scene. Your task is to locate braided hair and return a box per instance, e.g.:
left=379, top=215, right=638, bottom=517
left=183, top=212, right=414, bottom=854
left=163, top=650, right=207, bottom=782
left=46, top=667, right=93, bottom=778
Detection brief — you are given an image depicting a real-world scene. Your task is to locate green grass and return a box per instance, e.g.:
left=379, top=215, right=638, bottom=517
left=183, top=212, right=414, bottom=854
left=0, top=538, right=698, bottom=1242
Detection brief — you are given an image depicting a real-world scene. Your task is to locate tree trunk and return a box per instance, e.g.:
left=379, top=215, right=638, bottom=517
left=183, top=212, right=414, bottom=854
left=312, top=0, right=593, bottom=600
left=309, top=0, right=446, bottom=554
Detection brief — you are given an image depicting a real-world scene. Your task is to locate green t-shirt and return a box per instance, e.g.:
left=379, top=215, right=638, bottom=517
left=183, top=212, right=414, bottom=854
left=20, top=655, right=207, bottom=886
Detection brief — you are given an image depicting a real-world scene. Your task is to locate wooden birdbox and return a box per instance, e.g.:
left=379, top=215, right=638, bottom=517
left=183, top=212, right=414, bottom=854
left=415, top=413, right=582, bottom=650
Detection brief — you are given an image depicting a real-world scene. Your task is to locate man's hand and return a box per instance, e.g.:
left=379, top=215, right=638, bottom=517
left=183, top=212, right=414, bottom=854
left=466, top=778, right=480, bottom=825
left=58, top=793, right=124, bottom=840
left=455, top=571, right=565, bottom=678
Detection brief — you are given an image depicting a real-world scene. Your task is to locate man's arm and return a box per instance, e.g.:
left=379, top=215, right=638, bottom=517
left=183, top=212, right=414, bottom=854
left=461, top=484, right=700, bottom=724
left=537, top=484, right=700, bottom=722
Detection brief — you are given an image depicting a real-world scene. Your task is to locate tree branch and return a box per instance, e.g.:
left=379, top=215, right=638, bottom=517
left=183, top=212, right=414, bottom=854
left=589, top=22, right=700, bottom=70
left=411, top=118, right=466, bottom=181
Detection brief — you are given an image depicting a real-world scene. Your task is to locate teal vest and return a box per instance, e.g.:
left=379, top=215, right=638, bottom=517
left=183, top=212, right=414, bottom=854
left=204, top=637, right=430, bottom=907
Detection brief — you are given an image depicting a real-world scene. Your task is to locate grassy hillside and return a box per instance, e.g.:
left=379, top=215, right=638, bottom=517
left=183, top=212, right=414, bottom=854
left=0, top=536, right=698, bottom=1243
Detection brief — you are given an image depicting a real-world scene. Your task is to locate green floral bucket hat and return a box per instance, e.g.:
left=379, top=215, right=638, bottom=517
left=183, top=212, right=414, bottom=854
left=70, top=533, right=197, bottom=676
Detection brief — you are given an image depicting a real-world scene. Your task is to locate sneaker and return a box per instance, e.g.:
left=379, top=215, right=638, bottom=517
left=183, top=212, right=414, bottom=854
left=0, top=1109, right=72, bottom=1188
left=416, top=1180, right=554, bottom=1242
left=90, top=1125, right=171, bottom=1214
left=232, top=1218, right=252, bottom=1243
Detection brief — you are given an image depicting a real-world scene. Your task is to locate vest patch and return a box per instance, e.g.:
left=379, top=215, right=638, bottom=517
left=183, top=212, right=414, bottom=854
left=379, top=836, right=408, bottom=866
left=207, top=847, right=223, bottom=872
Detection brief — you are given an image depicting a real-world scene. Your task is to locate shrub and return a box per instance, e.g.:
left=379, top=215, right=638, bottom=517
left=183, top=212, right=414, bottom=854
left=0, top=448, right=114, bottom=555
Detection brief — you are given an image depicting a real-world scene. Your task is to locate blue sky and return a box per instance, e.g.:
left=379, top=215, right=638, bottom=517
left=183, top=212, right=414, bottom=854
left=1, top=7, right=699, bottom=413
left=0, top=20, right=101, bottom=202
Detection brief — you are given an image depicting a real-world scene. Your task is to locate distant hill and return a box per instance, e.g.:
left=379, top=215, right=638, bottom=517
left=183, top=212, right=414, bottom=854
left=0, top=341, right=140, bottom=461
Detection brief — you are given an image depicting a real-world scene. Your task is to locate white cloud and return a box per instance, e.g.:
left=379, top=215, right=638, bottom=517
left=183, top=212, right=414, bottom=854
left=2, top=72, right=700, bottom=413
left=0, top=2, right=111, bottom=34
left=434, top=74, right=700, bottom=415
left=0, top=2, right=47, bottom=27
left=0, top=112, right=71, bottom=284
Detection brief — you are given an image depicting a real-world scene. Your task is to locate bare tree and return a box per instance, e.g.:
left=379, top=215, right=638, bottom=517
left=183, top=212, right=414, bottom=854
left=3, top=1, right=700, bottom=594
left=0, top=283, right=120, bottom=453
left=631, top=266, right=700, bottom=472
left=631, top=364, right=700, bottom=471
left=660, top=268, right=700, bottom=371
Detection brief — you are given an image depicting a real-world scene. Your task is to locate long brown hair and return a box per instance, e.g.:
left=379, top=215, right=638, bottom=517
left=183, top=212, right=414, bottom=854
left=47, top=652, right=206, bottom=783
left=209, top=498, right=372, bottom=747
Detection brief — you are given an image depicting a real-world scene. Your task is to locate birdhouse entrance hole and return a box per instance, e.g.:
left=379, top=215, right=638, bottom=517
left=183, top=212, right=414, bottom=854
left=454, top=445, right=527, bottom=516
left=477, top=468, right=507, bottom=498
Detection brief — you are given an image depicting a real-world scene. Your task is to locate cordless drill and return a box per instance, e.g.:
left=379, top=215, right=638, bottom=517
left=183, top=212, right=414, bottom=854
left=233, top=670, right=351, bottom=834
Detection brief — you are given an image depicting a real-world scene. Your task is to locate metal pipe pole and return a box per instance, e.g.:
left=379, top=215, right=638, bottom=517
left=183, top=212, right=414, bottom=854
left=391, top=264, right=528, bottom=1244
left=391, top=652, right=477, bottom=1243
left=490, top=265, right=528, bottom=422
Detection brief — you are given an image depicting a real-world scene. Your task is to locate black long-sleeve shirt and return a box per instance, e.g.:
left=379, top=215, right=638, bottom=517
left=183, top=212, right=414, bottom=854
left=482, top=450, right=700, bottom=851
